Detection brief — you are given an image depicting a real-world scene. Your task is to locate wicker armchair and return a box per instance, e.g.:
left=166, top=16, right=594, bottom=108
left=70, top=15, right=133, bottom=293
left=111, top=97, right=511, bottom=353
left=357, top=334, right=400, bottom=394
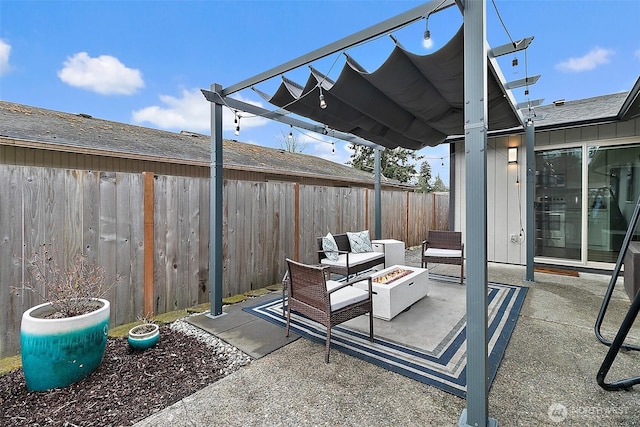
left=285, top=258, right=374, bottom=363
left=422, top=230, right=464, bottom=284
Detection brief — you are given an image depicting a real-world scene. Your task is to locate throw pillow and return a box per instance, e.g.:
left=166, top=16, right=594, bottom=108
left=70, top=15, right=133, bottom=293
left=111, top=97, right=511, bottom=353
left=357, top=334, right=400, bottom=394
left=322, top=232, right=340, bottom=261
left=347, top=230, right=373, bottom=253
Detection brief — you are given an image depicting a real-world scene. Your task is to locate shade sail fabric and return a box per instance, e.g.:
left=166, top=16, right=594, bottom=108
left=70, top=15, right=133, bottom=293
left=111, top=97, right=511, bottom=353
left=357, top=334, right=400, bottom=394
left=255, top=25, right=522, bottom=150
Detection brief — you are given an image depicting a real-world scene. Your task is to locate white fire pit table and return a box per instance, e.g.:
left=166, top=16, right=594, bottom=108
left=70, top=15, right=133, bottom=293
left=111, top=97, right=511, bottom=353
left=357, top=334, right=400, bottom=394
left=353, top=265, right=429, bottom=321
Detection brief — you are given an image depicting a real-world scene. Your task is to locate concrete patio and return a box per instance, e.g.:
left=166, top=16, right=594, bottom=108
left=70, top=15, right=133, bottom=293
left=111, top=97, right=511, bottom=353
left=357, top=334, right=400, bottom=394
left=135, top=248, right=640, bottom=426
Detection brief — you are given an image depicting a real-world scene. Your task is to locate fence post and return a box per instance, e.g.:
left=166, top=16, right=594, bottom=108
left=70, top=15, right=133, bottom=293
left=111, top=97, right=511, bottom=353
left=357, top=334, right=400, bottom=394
left=365, top=188, right=369, bottom=231
left=143, top=172, right=154, bottom=317
left=432, top=192, right=436, bottom=230
left=294, top=182, right=300, bottom=261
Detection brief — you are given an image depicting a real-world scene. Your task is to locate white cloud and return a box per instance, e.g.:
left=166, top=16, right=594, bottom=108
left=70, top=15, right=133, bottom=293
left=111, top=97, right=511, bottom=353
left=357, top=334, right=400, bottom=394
left=556, top=47, right=614, bottom=72
left=132, top=89, right=268, bottom=133
left=58, top=52, right=144, bottom=95
left=0, top=39, right=12, bottom=76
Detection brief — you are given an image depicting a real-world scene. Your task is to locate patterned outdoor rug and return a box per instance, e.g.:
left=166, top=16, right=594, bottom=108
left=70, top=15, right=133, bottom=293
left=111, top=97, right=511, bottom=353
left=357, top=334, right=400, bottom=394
left=244, top=274, right=527, bottom=398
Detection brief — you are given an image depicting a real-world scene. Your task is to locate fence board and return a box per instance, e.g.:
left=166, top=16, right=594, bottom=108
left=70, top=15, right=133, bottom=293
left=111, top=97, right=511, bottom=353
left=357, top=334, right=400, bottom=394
left=197, top=178, right=209, bottom=304
left=176, top=177, right=190, bottom=309
left=129, top=173, right=145, bottom=320
left=82, top=171, right=100, bottom=261
left=23, top=170, right=42, bottom=264
left=164, top=177, right=178, bottom=312
left=251, top=183, right=263, bottom=289
left=223, top=180, right=236, bottom=297
left=239, top=182, right=253, bottom=293
left=0, top=167, right=22, bottom=357
left=99, top=172, right=118, bottom=326
left=47, top=169, right=66, bottom=267
left=153, top=175, right=168, bottom=314
left=115, top=173, right=132, bottom=325
left=186, top=177, right=200, bottom=307
left=64, top=171, right=83, bottom=260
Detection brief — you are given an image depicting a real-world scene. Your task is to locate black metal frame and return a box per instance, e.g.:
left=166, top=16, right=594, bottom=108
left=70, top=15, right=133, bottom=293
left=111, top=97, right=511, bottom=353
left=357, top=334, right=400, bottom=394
left=594, top=193, right=640, bottom=390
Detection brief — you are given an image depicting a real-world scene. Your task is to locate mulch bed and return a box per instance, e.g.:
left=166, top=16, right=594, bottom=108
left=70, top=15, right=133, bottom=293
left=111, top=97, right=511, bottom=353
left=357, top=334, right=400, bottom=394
left=0, top=325, right=232, bottom=426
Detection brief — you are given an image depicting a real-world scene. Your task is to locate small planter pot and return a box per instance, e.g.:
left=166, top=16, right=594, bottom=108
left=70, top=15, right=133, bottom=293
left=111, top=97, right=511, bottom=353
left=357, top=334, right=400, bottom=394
left=128, top=323, right=160, bottom=350
left=20, top=298, right=110, bottom=392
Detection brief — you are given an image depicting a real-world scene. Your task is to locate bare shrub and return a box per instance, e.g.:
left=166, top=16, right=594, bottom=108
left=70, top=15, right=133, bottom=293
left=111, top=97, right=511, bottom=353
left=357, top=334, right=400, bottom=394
left=16, top=244, right=119, bottom=318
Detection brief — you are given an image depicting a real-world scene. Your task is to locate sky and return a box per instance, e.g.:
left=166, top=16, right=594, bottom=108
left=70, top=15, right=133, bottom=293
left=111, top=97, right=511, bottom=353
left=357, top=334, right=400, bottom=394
left=1, top=0, right=639, bottom=186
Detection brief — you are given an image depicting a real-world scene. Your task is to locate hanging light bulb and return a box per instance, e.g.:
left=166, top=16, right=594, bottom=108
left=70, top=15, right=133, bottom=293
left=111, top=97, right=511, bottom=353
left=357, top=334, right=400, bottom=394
left=332, top=142, right=335, bottom=154
left=422, top=16, right=433, bottom=49
left=319, top=86, right=327, bottom=109
left=512, top=57, right=518, bottom=67
left=288, top=125, right=293, bottom=140
left=424, top=15, right=431, bottom=40
left=234, top=114, right=240, bottom=136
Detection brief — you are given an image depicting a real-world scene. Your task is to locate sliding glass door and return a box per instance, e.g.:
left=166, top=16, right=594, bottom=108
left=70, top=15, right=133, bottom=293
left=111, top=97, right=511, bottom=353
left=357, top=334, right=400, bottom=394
left=587, top=144, right=640, bottom=263
left=535, top=143, right=640, bottom=266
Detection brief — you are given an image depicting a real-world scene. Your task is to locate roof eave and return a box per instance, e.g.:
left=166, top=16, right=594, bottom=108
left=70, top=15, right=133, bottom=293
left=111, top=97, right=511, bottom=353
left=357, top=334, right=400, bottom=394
left=618, top=76, right=640, bottom=120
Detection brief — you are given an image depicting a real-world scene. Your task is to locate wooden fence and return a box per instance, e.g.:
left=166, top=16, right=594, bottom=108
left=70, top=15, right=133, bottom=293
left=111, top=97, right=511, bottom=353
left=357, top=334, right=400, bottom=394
left=0, top=165, right=449, bottom=357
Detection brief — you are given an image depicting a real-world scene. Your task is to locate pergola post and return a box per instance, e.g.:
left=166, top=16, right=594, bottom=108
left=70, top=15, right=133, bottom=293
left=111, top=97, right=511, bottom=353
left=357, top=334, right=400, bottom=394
left=374, top=148, right=382, bottom=240
left=525, top=121, right=536, bottom=282
left=208, top=83, right=225, bottom=318
left=459, top=0, right=497, bottom=426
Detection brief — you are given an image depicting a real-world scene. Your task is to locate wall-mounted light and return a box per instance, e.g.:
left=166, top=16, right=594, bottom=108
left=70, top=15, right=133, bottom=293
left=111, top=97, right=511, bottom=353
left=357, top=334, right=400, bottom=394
left=508, top=147, right=518, bottom=164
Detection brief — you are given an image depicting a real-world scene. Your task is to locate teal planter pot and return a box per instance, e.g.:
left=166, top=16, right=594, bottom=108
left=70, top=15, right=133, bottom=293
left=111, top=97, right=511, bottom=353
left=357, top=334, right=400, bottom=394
left=20, top=299, right=110, bottom=392
left=128, top=323, right=160, bottom=350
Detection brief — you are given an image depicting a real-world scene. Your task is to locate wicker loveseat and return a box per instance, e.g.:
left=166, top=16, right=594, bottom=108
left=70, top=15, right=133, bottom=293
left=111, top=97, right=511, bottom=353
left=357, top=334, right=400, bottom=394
left=316, top=233, right=385, bottom=278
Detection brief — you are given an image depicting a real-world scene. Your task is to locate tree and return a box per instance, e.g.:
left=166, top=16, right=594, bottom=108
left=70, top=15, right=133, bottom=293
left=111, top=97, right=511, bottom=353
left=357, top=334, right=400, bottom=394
left=432, top=174, right=448, bottom=192
left=417, top=160, right=433, bottom=193
left=277, top=129, right=307, bottom=153
left=348, top=144, right=423, bottom=183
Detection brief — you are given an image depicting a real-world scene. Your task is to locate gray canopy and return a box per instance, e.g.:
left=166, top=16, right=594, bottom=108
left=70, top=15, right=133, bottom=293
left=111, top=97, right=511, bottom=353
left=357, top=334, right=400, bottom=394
left=255, top=25, right=521, bottom=150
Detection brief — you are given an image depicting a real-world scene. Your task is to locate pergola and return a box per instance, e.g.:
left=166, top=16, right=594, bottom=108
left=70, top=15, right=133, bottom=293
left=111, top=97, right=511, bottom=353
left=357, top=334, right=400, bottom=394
left=202, top=1, right=537, bottom=425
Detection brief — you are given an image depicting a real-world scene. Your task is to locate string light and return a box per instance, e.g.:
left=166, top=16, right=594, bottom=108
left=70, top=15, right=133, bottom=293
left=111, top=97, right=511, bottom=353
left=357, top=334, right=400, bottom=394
left=332, top=142, right=335, bottom=154
left=318, top=86, right=327, bottom=109
left=421, top=0, right=448, bottom=49
left=423, top=16, right=431, bottom=42
left=422, top=15, right=433, bottom=49
left=234, top=113, right=240, bottom=136
left=288, top=125, right=293, bottom=140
